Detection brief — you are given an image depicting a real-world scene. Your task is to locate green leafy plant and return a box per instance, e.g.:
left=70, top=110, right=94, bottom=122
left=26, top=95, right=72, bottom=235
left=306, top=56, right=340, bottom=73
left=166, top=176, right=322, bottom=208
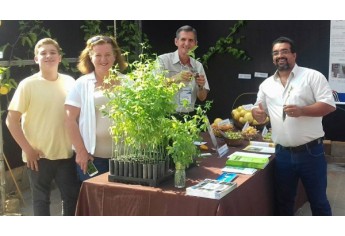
left=80, top=20, right=152, bottom=64
left=80, top=20, right=103, bottom=41
left=103, top=52, right=210, bottom=168
left=200, top=20, right=251, bottom=68
left=116, top=20, right=152, bottom=63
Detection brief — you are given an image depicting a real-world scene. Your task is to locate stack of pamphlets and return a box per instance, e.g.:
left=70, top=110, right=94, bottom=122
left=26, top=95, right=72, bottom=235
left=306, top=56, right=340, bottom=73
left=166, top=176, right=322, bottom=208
left=243, top=141, right=275, bottom=154
left=226, top=151, right=270, bottom=169
left=186, top=179, right=237, bottom=200
left=221, top=166, right=257, bottom=175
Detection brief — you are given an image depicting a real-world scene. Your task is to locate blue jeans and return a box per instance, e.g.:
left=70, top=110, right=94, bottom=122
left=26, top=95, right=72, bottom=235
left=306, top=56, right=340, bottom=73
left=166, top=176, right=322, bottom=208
left=27, top=157, right=80, bottom=216
left=275, top=142, right=332, bottom=216
left=76, top=157, right=109, bottom=182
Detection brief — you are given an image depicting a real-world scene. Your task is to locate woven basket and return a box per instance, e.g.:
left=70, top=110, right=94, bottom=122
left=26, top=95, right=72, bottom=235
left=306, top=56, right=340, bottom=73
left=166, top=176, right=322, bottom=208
left=221, top=131, right=244, bottom=147
left=231, top=92, right=269, bottom=130
left=223, top=137, right=244, bottom=147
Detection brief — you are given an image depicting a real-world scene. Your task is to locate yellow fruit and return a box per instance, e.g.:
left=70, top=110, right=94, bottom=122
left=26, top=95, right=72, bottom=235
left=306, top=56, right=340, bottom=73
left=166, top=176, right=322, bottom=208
left=232, top=110, right=240, bottom=120
left=244, top=112, right=254, bottom=124
left=214, top=118, right=223, bottom=125
left=219, top=123, right=233, bottom=131
left=239, top=110, right=247, bottom=117
left=0, top=86, right=9, bottom=95
left=239, top=117, right=246, bottom=124
left=200, top=144, right=208, bottom=150
left=211, top=123, right=221, bottom=137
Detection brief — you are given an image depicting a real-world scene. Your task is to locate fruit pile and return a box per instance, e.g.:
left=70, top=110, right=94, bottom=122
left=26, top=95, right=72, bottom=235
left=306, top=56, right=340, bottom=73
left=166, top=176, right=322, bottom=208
left=223, top=131, right=243, bottom=140
left=231, top=105, right=269, bottom=128
left=211, top=118, right=234, bottom=137
left=241, top=126, right=258, bottom=140
left=223, top=131, right=243, bottom=146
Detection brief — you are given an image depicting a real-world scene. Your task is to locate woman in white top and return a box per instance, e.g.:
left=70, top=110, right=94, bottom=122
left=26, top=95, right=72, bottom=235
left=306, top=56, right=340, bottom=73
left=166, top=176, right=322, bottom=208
left=65, top=35, right=127, bottom=181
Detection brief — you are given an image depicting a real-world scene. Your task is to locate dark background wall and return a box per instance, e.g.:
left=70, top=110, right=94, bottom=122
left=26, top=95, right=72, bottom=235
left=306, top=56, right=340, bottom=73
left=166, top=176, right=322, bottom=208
left=1, top=20, right=344, bottom=169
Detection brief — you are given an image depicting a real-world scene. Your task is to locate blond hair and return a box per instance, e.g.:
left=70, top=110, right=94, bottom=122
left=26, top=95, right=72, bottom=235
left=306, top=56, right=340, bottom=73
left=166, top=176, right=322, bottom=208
left=77, top=35, right=127, bottom=74
left=34, top=38, right=62, bottom=56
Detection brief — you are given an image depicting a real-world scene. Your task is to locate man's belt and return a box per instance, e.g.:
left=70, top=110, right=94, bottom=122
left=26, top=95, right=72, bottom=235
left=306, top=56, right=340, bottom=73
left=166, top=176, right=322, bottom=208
left=278, top=137, right=323, bottom=153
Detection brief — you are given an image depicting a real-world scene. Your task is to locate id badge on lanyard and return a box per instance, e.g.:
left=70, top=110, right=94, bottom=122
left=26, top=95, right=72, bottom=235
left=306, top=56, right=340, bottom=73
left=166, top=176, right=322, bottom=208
left=179, top=86, right=192, bottom=106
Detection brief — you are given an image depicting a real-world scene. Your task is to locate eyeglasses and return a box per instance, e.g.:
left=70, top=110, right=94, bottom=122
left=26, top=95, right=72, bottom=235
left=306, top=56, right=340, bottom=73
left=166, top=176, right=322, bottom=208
left=272, top=49, right=291, bottom=57
left=89, top=36, right=113, bottom=44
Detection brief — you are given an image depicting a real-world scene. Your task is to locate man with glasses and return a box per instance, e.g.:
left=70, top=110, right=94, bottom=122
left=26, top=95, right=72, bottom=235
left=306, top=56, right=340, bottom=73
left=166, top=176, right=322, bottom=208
left=252, top=36, right=335, bottom=216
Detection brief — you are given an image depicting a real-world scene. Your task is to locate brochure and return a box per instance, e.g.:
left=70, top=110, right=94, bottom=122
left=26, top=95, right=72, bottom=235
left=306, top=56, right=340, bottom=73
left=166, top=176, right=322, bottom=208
left=243, top=141, right=275, bottom=154
left=186, top=179, right=237, bottom=200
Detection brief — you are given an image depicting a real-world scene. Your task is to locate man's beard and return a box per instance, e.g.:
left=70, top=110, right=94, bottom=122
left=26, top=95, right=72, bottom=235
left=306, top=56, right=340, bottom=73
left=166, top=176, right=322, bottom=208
left=275, top=58, right=291, bottom=71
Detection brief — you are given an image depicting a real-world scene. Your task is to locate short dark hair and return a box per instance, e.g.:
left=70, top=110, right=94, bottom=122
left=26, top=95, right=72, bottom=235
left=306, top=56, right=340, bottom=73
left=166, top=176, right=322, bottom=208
left=272, top=36, right=296, bottom=53
left=176, top=25, right=197, bottom=41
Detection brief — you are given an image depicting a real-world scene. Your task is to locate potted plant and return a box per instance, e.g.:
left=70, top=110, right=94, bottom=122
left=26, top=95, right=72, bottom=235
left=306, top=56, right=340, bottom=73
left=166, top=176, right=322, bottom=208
left=103, top=53, right=210, bottom=187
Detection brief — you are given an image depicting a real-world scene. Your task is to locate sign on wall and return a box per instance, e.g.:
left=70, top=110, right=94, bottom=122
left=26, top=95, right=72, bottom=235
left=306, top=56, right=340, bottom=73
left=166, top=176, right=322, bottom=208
left=329, top=20, right=345, bottom=104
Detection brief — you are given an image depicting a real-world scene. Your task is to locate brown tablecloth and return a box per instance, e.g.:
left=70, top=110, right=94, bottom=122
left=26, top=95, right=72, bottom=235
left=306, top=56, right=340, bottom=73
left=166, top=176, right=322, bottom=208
left=75, top=137, right=307, bottom=216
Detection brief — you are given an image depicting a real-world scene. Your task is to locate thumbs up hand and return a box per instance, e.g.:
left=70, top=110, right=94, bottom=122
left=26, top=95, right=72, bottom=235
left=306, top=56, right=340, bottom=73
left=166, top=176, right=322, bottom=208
left=252, top=103, right=267, bottom=124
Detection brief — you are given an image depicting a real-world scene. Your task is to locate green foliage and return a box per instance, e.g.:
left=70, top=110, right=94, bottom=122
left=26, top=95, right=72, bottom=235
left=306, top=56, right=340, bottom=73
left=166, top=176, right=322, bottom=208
left=80, top=20, right=103, bottom=40
left=166, top=102, right=211, bottom=167
left=80, top=20, right=152, bottom=63
left=103, top=52, right=210, bottom=166
left=201, top=20, right=251, bottom=68
left=0, top=67, right=17, bottom=116
left=116, top=21, right=152, bottom=63
left=187, top=46, right=198, bottom=59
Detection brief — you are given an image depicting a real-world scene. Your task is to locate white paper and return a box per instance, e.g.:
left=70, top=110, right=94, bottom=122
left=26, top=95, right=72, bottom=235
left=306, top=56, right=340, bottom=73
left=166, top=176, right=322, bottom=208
left=242, top=104, right=254, bottom=111
left=249, top=141, right=275, bottom=148
left=261, top=126, right=268, bottom=137
left=221, top=166, right=257, bottom=175
left=217, top=144, right=229, bottom=157
left=238, top=74, right=251, bottom=79
left=194, top=141, right=207, bottom=146
left=198, top=153, right=212, bottom=157
left=243, top=145, right=275, bottom=154
left=254, top=72, right=268, bottom=78
left=218, top=118, right=231, bottom=127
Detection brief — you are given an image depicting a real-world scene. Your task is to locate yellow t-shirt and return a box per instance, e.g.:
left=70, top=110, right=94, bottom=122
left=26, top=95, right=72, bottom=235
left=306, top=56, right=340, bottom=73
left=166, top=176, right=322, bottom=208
left=8, top=73, right=75, bottom=162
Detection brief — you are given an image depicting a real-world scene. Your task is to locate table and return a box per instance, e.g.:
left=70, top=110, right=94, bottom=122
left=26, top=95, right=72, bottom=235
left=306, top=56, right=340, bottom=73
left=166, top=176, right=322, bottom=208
left=75, top=138, right=307, bottom=216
